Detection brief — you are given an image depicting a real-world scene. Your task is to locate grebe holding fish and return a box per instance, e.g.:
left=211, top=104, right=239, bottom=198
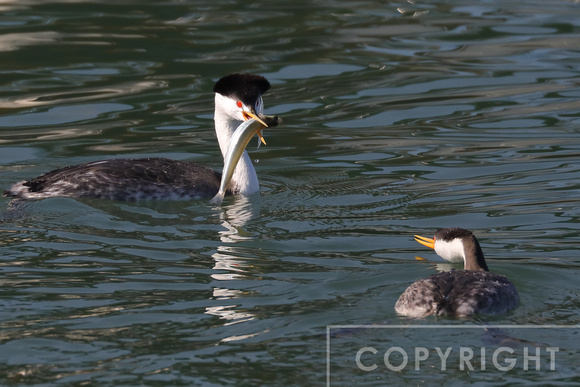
left=4, top=73, right=280, bottom=203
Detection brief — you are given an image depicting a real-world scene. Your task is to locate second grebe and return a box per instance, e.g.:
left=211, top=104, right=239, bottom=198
left=395, top=228, right=519, bottom=317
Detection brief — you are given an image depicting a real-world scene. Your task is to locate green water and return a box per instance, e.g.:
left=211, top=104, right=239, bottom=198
left=1, top=1, right=579, bottom=385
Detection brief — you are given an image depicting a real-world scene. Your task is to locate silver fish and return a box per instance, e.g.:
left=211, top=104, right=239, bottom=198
left=210, top=114, right=281, bottom=205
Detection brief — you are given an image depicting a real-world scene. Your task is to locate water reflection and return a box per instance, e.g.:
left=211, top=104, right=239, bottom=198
left=262, top=63, right=363, bottom=81
left=0, top=103, right=132, bottom=127
left=0, top=81, right=165, bottom=109
left=0, top=31, right=60, bottom=52
left=207, top=196, right=261, bottom=332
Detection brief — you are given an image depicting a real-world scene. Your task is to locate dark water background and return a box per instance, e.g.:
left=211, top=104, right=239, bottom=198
left=1, top=1, right=579, bottom=385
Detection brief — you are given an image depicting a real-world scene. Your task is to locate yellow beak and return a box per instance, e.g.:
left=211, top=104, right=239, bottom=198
left=242, top=110, right=268, bottom=145
left=414, top=234, right=435, bottom=250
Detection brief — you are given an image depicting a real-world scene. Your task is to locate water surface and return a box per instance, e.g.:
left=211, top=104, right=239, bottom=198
left=1, top=1, right=579, bottom=385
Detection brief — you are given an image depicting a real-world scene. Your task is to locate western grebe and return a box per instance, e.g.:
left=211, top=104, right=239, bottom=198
left=395, top=227, right=519, bottom=317
left=4, top=73, right=276, bottom=202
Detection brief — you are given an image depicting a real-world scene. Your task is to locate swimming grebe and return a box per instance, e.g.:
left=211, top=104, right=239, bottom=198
left=395, top=228, right=519, bottom=317
left=4, top=73, right=274, bottom=202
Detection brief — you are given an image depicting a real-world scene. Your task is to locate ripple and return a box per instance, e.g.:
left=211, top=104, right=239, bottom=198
left=0, top=31, right=60, bottom=52
left=0, top=103, right=132, bottom=127
left=262, top=63, right=364, bottom=81
left=0, top=81, right=167, bottom=109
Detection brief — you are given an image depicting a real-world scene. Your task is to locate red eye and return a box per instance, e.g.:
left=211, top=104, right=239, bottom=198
left=236, top=101, right=242, bottom=108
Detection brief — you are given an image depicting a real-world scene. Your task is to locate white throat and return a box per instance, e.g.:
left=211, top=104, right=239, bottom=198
left=213, top=94, right=259, bottom=195
left=434, top=239, right=466, bottom=263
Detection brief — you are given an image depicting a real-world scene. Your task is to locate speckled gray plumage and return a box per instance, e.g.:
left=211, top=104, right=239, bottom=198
left=4, top=158, right=227, bottom=201
left=395, top=269, right=519, bottom=317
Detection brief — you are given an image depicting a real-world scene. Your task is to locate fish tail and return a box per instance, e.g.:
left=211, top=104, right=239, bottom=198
left=209, top=190, right=226, bottom=205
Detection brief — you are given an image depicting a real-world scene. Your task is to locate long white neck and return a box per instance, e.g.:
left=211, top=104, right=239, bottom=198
left=214, top=95, right=259, bottom=195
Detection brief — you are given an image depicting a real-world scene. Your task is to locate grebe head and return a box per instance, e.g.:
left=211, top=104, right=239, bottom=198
left=211, top=73, right=272, bottom=196
left=213, top=73, right=270, bottom=124
left=415, top=228, right=489, bottom=271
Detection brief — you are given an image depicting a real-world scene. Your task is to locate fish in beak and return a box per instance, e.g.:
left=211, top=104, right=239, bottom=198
left=242, top=109, right=268, bottom=146
left=210, top=114, right=282, bottom=205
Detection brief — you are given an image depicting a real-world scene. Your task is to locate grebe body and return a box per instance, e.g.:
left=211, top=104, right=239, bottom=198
left=395, top=228, right=519, bottom=317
